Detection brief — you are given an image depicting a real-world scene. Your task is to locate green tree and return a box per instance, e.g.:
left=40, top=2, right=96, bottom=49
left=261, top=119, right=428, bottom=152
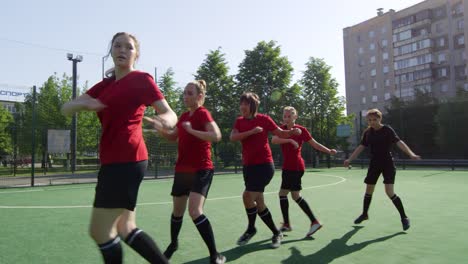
left=194, top=48, right=237, bottom=166
left=0, top=107, right=13, bottom=156
left=236, top=40, right=293, bottom=121
left=157, top=68, right=182, bottom=115
left=299, top=57, right=345, bottom=164
left=436, top=97, right=468, bottom=159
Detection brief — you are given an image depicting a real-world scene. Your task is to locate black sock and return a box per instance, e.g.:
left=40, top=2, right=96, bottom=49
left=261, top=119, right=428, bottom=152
left=124, top=228, right=168, bottom=264
left=390, top=194, right=408, bottom=219
left=363, top=193, right=372, bottom=215
left=170, top=214, right=183, bottom=244
left=98, top=237, right=122, bottom=264
left=279, top=196, right=290, bottom=224
left=246, top=207, right=257, bottom=232
left=193, top=214, right=218, bottom=258
left=295, top=197, right=317, bottom=222
left=258, top=208, right=279, bottom=235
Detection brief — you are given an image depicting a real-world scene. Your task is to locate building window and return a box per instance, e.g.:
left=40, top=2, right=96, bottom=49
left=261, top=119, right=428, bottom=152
left=452, top=2, right=463, bottom=16
left=385, top=79, right=390, bottom=86
left=464, top=83, right=468, bottom=91
left=457, top=35, right=465, bottom=45
left=382, top=52, right=389, bottom=60
left=438, top=53, right=446, bottom=64
left=436, top=23, right=444, bottom=33
left=383, top=66, right=389, bottom=74
left=369, top=31, right=375, bottom=38
left=359, top=72, right=365, bottom=79
left=358, top=58, right=365, bottom=66
left=381, top=27, right=387, bottom=34
left=439, top=37, right=445, bottom=47
left=362, top=97, right=366, bottom=104
left=457, top=19, right=464, bottom=31
left=358, top=47, right=364, bottom=54
left=370, top=69, right=376, bottom=76
left=441, top=83, right=448, bottom=92
left=360, top=84, right=366, bottom=91
left=357, top=35, right=361, bottom=42
left=370, top=56, right=376, bottom=64
left=381, top=39, right=388, bottom=47
left=369, top=43, right=375, bottom=50
left=384, top=92, right=391, bottom=100
left=373, top=81, right=377, bottom=89
left=372, top=95, right=378, bottom=102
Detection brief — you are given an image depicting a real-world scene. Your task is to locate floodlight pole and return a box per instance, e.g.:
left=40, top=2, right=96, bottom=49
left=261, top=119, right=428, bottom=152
left=67, top=53, right=83, bottom=174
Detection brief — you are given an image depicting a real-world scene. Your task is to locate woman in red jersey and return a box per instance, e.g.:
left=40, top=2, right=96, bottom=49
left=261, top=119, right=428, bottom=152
left=271, top=106, right=337, bottom=237
left=344, top=108, right=420, bottom=231
left=62, top=32, right=176, bottom=264
left=156, top=80, right=225, bottom=264
left=230, top=92, right=301, bottom=249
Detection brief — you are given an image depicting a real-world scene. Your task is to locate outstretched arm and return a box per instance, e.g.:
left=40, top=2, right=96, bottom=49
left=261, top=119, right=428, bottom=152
left=61, top=94, right=106, bottom=116
left=396, top=141, right=421, bottom=160
left=271, top=135, right=299, bottom=149
left=308, top=138, right=337, bottom=155
left=144, top=99, right=178, bottom=134
left=344, top=145, right=366, bottom=167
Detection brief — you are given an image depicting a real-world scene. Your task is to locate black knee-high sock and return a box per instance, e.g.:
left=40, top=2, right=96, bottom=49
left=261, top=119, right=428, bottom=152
left=258, top=208, right=280, bottom=235
left=124, top=228, right=168, bottom=264
left=390, top=194, right=408, bottom=219
left=193, top=214, right=218, bottom=257
left=279, top=196, right=290, bottom=224
left=295, top=197, right=317, bottom=222
left=246, top=207, right=257, bottom=232
left=363, top=193, right=372, bottom=215
left=170, top=214, right=183, bottom=244
left=98, top=237, right=122, bottom=264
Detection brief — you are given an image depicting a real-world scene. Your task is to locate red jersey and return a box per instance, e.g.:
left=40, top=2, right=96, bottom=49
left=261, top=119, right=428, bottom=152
left=175, top=106, right=214, bottom=173
left=86, top=71, right=164, bottom=165
left=279, top=124, right=313, bottom=171
left=234, top=114, right=279, bottom=165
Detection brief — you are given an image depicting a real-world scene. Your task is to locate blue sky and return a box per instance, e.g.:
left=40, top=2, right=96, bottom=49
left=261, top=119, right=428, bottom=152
left=2, top=0, right=421, bottom=96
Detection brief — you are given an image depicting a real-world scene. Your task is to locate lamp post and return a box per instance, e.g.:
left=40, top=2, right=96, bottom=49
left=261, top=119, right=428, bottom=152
left=67, top=53, right=83, bottom=174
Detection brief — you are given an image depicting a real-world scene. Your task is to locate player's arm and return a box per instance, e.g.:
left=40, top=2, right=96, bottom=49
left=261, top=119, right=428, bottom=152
left=271, top=127, right=301, bottom=138
left=271, top=135, right=299, bottom=149
left=183, top=121, right=221, bottom=142
left=307, top=138, right=337, bottom=155
left=344, top=145, right=366, bottom=167
left=144, top=99, right=178, bottom=134
left=230, top=127, right=262, bottom=141
left=61, top=94, right=106, bottom=116
left=396, top=141, right=421, bottom=160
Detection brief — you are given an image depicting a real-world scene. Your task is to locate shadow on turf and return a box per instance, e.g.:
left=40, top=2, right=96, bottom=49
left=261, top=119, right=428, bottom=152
left=281, top=226, right=406, bottom=264
left=182, top=235, right=312, bottom=264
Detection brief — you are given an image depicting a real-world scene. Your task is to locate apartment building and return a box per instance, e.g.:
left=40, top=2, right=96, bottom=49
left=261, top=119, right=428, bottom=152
left=343, top=0, right=468, bottom=118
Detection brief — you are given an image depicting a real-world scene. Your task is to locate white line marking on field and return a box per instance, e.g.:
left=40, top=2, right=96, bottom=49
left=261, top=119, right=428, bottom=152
left=0, top=174, right=346, bottom=209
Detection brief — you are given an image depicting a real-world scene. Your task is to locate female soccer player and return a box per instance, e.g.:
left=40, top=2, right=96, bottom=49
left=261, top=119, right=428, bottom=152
left=271, top=106, right=337, bottom=237
left=230, top=92, right=301, bottom=248
left=155, top=80, right=225, bottom=264
left=344, top=108, right=421, bottom=231
left=62, top=32, right=177, bottom=264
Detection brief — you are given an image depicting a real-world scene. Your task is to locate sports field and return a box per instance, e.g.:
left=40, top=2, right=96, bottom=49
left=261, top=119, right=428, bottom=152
left=1, top=168, right=466, bottom=264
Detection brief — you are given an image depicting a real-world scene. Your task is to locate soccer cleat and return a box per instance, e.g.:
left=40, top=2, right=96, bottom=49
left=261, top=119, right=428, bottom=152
left=279, top=223, right=292, bottom=232
left=163, top=241, right=178, bottom=259
left=271, top=232, right=283, bottom=248
left=236, top=228, right=257, bottom=246
left=306, top=220, right=323, bottom=237
left=354, top=214, right=369, bottom=224
left=210, top=253, right=226, bottom=264
left=402, top=218, right=410, bottom=231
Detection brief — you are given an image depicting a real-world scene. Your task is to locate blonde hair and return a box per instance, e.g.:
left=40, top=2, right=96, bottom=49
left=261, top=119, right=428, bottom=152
left=187, top=80, right=207, bottom=104
left=283, top=106, right=297, bottom=116
left=366, top=108, right=382, bottom=119
left=104, top=32, right=140, bottom=78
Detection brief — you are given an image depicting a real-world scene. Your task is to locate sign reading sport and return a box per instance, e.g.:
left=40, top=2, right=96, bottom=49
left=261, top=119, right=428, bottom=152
left=0, top=84, right=30, bottom=103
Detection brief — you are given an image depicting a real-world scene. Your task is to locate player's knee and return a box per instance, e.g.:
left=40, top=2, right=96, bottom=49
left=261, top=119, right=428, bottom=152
left=116, top=220, right=136, bottom=238
left=188, top=207, right=202, bottom=219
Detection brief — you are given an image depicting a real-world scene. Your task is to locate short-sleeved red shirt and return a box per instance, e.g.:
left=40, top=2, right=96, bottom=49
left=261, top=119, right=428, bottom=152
left=234, top=114, right=279, bottom=166
left=175, top=106, right=214, bottom=173
left=279, top=124, right=313, bottom=171
left=86, top=71, right=164, bottom=165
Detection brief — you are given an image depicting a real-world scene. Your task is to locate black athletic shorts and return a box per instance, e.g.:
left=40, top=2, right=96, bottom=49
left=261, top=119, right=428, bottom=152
left=243, top=163, right=275, bottom=192
left=171, top=169, right=214, bottom=197
left=364, top=159, right=396, bottom=184
left=280, top=170, right=305, bottom=191
left=93, top=160, right=147, bottom=211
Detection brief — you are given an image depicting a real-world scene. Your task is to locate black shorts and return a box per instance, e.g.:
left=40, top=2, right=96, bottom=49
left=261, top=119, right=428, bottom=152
left=280, top=170, right=304, bottom=191
left=171, top=169, right=214, bottom=197
left=93, top=160, right=147, bottom=211
left=364, top=160, right=396, bottom=185
left=243, top=163, right=275, bottom=192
